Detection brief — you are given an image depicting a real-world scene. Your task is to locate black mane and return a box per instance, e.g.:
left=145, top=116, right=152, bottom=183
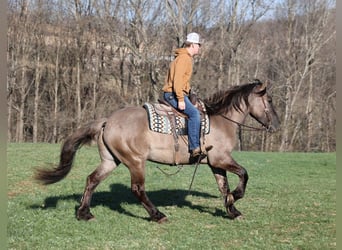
left=204, top=79, right=263, bottom=115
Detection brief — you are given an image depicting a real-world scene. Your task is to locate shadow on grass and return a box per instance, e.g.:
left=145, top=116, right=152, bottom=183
left=30, top=183, right=228, bottom=220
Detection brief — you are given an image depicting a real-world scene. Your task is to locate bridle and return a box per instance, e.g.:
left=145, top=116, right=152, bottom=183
left=218, top=95, right=272, bottom=132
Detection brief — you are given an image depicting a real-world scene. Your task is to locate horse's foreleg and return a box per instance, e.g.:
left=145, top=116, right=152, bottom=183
left=210, top=167, right=241, bottom=219
left=227, top=158, right=249, bottom=203
left=130, top=168, right=167, bottom=223
left=77, top=159, right=117, bottom=221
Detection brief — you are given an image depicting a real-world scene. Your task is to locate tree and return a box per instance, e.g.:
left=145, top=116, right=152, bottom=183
left=271, top=0, right=336, bottom=151
left=7, top=0, right=335, bottom=151
left=8, top=0, right=32, bottom=142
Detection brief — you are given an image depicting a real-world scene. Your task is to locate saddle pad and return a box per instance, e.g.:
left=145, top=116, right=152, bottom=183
left=143, top=102, right=210, bottom=135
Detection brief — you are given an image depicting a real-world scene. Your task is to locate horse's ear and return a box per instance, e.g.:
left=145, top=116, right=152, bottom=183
left=254, top=80, right=267, bottom=93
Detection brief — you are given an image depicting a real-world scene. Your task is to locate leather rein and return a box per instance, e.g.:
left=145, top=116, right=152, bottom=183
left=219, top=114, right=267, bottom=131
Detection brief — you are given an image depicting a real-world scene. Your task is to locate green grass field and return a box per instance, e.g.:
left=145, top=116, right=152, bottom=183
left=7, top=143, right=336, bottom=249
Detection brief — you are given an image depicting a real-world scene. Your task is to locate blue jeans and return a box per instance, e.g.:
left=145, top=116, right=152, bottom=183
left=163, top=92, right=201, bottom=151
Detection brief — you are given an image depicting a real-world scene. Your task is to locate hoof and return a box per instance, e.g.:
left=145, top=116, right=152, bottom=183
left=226, top=211, right=236, bottom=220
left=235, top=215, right=244, bottom=220
left=157, top=217, right=168, bottom=224
left=77, top=213, right=95, bottom=221
left=226, top=204, right=242, bottom=219
left=151, top=210, right=167, bottom=223
left=77, top=207, right=95, bottom=221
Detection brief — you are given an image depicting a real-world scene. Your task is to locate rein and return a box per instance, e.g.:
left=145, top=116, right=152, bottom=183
left=155, top=161, right=201, bottom=194
left=219, top=114, right=267, bottom=132
left=156, top=165, right=184, bottom=176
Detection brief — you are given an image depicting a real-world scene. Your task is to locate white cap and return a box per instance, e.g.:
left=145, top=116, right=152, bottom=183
left=186, top=32, right=202, bottom=44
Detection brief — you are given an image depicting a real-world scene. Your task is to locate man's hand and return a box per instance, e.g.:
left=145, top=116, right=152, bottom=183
left=178, top=101, right=186, bottom=110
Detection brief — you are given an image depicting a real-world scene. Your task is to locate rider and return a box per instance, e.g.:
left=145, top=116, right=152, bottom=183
left=162, top=32, right=210, bottom=163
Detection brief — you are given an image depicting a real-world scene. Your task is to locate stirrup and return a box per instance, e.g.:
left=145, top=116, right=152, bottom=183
left=189, top=153, right=206, bottom=164
left=189, top=147, right=207, bottom=164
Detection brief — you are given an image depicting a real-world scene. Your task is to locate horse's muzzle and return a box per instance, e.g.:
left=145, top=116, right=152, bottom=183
left=266, top=124, right=280, bottom=133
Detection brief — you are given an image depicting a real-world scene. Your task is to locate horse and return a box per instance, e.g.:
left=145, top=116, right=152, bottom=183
left=35, top=79, right=280, bottom=223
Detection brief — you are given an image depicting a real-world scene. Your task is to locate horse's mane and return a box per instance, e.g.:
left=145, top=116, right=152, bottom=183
left=204, top=79, right=264, bottom=115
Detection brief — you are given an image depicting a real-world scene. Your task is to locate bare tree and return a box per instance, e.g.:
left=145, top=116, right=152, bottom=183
left=166, top=0, right=202, bottom=46
left=8, top=0, right=33, bottom=142
left=272, top=0, right=336, bottom=151
left=7, top=0, right=335, bottom=151
left=32, top=0, right=47, bottom=143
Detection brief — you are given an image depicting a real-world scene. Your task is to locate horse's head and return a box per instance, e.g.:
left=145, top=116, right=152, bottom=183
left=248, top=80, right=280, bottom=133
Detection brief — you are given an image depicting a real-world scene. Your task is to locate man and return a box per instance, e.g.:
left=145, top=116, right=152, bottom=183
left=162, top=32, right=208, bottom=163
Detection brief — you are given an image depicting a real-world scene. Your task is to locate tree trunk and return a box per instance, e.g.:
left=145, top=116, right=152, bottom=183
left=306, top=69, right=314, bottom=151
left=7, top=47, right=16, bottom=142
left=18, top=68, right=27, bottom=142
left=53, top=42, right=60, bottom=143
left=7, top=91, right=12, bottom=142
left=33, top=51, right=41, bottom=143
left=279, top=80, right=291, bottom=151
left=18, top=101, right=25, bottom=142
left=76, top=57, right=81, bottom=124
left=217, top=15, right=225, bottom=90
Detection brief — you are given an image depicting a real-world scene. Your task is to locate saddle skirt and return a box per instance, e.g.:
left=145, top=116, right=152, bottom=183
left=143, top=102, right=210, bottom=135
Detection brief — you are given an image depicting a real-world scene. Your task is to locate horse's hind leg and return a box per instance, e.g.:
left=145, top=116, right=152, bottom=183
left=77, top=158, right=117, bottom=220
left=129, top=164, right=167, bottom=223
left=77, top=129, right=118, bottom=221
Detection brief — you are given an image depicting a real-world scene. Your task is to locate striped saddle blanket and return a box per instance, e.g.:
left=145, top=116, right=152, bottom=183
left=143, top=102, right=210, bottom=135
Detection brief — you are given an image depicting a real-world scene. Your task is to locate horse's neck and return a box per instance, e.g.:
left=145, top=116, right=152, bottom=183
left=226, top=107, right=248, bottom=126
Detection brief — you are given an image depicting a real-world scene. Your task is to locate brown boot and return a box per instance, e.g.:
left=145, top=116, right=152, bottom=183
left=189, top=147, right=207, bottom=164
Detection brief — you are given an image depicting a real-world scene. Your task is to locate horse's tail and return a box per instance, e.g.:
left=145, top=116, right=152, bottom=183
left=34, top=118, right=107, bottom=185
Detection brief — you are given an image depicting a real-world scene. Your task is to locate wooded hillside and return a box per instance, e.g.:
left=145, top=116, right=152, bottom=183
left=7, top=0, right=336, bottom=152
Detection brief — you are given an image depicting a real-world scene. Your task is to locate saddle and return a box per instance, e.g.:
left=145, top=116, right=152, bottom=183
left=154, top=93, right=203, bottom=118
left=154, top=99, right=187, bottom=118
left=143, top=95, right=210, bottom=165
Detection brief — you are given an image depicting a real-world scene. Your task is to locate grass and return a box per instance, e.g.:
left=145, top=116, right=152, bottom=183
left=7, top=143, right=336, bottom=249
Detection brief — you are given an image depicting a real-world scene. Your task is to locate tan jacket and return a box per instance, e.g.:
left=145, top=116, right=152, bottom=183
left=162, top=48, right=193, bottom=102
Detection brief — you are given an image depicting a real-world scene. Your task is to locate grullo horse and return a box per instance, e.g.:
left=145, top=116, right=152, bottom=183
left=35, top=79, right=280, bottom=223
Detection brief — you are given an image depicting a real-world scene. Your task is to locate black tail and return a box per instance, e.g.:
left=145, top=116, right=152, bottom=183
left=34, top=118, right=107, bottom=185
